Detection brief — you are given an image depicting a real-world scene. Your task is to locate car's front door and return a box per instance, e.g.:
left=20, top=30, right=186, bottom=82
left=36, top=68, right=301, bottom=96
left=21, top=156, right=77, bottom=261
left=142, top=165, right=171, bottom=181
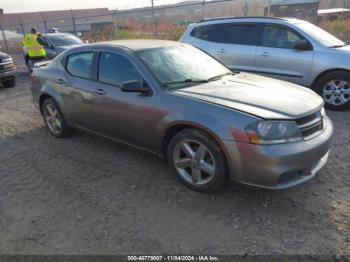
left=215, top=23, right=259, bottom=72
left=89, top=51, right=158, bottom=149
left=254, top=24, right=314, bottom=86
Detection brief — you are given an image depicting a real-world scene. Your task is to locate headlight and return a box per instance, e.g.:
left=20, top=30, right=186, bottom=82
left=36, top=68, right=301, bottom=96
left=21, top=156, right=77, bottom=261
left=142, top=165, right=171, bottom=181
left=2, top=57, right=12, bottom=63
left=245, top=120, right=302, bottom=145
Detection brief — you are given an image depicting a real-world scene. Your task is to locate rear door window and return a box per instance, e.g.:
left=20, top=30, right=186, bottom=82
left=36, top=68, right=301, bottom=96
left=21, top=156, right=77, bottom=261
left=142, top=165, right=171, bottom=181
left=190, top=24, right=227, bottom=42
left=261, top=25, right=304, bottom=49
left=222, top=24, right=259, bottom=45
left=66, top=52, right=94, bottom=79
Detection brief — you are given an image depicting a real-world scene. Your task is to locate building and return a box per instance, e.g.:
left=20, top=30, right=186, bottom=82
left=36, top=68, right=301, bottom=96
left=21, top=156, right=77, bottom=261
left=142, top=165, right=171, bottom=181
left=265, top=0, right=320, bottom=20
left=0, top=8, right=114, bottom=35
left=318, top=8, right=350, bottom=20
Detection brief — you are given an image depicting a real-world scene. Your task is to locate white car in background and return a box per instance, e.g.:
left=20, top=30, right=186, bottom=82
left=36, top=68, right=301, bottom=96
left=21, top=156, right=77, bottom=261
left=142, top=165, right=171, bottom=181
left=180, top=17, right=350, bottom=110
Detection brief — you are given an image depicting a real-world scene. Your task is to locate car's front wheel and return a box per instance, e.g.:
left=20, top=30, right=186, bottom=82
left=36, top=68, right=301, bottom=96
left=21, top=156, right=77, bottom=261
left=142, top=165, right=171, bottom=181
left=2, top=78, right=15, bottom=88
left=167, top=128, right=228, bottom=192
left=42, top=98, right=71, bottom=138
left=314, top=71, right=350, bottom=111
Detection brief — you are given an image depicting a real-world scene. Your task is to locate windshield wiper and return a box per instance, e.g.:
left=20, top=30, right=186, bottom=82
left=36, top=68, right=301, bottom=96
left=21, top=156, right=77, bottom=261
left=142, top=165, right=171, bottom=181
left=164, top=78, right=208, bottom=88
left=329, top=43, right=348, bottom=48
left=207, top=72, right=234, bottom=82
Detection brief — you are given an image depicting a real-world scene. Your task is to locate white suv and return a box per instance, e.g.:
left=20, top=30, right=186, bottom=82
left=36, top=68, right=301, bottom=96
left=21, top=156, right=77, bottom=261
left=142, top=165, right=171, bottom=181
left=180, top=17, right=350, bottom=110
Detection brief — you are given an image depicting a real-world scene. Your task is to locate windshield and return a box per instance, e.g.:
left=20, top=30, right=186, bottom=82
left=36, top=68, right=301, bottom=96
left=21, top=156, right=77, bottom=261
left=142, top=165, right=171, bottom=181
left=296, top=22, right=346, bottom=48
left=135, top=45, right=232, bottom=88
left=48, top=35, right=83, bottom=46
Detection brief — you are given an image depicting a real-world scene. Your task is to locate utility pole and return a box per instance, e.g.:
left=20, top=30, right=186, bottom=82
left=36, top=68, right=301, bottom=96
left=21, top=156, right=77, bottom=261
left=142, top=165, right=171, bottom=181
left=242, top=1, right=249, bottom=16
left=19, top=17, right=25, bottom=35
left=267, top=0, right=272, bottom=17
left=151, top=0, right=156, bottom=35
left=40, top=12, right=48, bottom=32
left=202, top=0, right=205, bottom=19
left=71, top=9, right=77, bottom=36
left=113, top=9, right=118, bottom=31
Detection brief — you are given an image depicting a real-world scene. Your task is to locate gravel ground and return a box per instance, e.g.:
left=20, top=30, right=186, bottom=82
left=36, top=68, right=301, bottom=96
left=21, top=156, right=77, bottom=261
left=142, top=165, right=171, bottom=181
left=0, top=55, right=349, bottom=256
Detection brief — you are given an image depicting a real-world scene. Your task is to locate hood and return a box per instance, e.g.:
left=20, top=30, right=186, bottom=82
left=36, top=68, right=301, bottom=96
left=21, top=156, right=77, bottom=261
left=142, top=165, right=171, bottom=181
left=0, top=51, right=10, bottom=60
left=172, top=73, right=323, bottom=119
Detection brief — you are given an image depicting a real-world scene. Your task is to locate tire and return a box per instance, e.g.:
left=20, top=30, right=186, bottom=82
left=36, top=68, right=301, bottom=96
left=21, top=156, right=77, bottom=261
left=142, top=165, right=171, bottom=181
left=314, top=71, right=350, bottom=111
left=41, top=98, right=71, bottom=138
left=2, top=78, right=15, bottom=88
left=167, top=128, right=229, bottom=193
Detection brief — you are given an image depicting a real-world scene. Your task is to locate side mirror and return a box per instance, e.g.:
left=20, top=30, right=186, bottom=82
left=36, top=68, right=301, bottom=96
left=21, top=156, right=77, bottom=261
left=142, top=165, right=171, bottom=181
left=121, top=80, right=151, bottom=95
left=293, top=39, right=313, bottom=51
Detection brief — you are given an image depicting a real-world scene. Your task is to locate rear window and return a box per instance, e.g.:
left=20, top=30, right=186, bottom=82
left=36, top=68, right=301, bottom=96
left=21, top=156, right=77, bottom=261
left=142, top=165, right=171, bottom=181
left=222, top=24, right=259, bottom=45
left=66, top=52, right=94, bottom=79
left=190, top=24, right=226, bottom=42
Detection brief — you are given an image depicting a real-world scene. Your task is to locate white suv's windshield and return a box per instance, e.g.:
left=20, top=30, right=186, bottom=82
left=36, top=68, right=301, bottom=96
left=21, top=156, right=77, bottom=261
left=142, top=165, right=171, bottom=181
left=136, top=45, right=232, bottom=88
left=296, top=22, right=346, bottom=48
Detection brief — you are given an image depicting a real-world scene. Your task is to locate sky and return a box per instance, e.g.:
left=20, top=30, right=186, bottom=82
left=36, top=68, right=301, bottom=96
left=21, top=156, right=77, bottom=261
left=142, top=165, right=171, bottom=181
left=0, top=0, right=185, bottom=13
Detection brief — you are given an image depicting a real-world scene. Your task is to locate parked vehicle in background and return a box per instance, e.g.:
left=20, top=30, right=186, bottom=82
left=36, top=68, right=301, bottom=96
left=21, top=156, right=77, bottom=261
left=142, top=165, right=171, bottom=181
left=30, top=40, right=333, bottom=192
left=43, top=33, right=84, bottom=59
left=180, top=17, right=350, bottom=111
left=0, top=50, right=16, bottom=88
left=24, top=32, right=84, bottom=63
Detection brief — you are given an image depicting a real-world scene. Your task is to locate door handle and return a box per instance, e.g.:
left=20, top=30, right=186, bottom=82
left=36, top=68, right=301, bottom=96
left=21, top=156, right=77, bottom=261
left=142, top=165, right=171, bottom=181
left=260, top=52, right=270, bottom=57
left=93, top=88, right=106, bottom=95
left=55, top=78, right=66, bottom=84
left=218, top=48, right=226, bottom=53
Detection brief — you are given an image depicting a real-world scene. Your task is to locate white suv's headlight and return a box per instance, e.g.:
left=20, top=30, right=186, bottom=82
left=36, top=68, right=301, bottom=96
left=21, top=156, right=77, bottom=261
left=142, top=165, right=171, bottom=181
left=246, top=120, right=302, bottom=145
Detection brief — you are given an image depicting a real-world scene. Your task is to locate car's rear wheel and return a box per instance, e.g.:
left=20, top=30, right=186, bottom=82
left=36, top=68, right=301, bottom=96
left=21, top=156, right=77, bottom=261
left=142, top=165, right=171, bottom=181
left=167, top=128, right=228, bottom=192
left=314, top=71, right=350, bottom=111
left=42, top=98, right=70, bottom=138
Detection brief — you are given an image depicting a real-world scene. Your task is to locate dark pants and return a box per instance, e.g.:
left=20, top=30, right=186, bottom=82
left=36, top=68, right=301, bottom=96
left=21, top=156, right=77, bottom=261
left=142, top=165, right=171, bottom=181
left=27, top=56, right=46, bottom=72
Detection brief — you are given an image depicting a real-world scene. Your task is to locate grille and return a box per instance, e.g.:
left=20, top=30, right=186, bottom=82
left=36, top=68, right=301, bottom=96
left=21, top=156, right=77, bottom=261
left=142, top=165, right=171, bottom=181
left=296, top=111, right=324, bottom=139
left=0, top=62, right=15, bottom=72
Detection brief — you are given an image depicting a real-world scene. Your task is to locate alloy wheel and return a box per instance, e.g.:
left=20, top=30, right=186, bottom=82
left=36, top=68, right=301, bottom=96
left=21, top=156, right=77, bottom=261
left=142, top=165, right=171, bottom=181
left=173, top=139, right=216, bottom=186
left=323, top=80, right=350, bottom=106
left=44, top=103, right=62, bottom=134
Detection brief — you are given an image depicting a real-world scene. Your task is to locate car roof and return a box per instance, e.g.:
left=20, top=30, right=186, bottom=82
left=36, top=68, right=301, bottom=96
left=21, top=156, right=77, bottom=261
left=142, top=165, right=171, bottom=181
left=45, top=33, right=76, bottom=37
left=89, top=39, right=181, bottom=51
left=195, top=16, right=306, bottom=25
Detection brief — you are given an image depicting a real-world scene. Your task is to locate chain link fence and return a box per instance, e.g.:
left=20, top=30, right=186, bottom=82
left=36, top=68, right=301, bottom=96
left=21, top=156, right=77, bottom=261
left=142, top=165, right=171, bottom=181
left=1, top=0, right=350, bottom=55
left=1, top=0, right=266, bottom=54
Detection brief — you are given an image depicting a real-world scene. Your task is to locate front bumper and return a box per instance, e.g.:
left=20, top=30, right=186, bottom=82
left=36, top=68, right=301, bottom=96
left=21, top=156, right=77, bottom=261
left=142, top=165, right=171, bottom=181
left=224, top=116, right=334, bottom=189
left=0, top=62, right=16, bottom=80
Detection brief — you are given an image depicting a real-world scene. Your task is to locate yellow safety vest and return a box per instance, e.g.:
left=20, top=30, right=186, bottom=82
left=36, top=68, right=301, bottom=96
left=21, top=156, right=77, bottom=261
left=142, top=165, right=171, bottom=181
left=23, top=33, right=46, bottom=58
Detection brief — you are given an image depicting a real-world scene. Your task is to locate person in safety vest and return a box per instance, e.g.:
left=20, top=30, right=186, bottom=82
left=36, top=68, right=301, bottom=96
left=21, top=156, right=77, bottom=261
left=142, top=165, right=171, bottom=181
left=23, top=27, right=47, bottom=71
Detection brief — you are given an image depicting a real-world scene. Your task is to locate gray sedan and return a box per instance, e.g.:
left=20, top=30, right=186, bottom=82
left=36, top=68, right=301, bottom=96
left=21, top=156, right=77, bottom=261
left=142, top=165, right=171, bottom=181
left=30, top=40, right=333, bottom=192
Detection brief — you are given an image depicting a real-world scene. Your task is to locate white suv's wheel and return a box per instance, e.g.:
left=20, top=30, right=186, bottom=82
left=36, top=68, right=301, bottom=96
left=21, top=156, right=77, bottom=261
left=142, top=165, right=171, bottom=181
left=315, top=71, right=350, bottom=111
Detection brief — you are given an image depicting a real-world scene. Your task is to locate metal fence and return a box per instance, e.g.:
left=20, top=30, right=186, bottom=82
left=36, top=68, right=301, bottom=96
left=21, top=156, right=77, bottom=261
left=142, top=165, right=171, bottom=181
left=1, top=0, right=348, bottom=54
left=1, top=0, right=264, bottom=53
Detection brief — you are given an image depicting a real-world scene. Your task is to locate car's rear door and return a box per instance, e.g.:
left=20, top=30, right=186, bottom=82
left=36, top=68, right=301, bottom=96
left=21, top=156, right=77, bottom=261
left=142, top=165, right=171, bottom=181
left=89, top=51, right=158, bottom=149
left=184, top=22, right=259, bottom=72
left=59, top=51, right=98, bottom=129
left=254, top=24, right=314, bottom=86
left=214, top=23, right=260, bottom=72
